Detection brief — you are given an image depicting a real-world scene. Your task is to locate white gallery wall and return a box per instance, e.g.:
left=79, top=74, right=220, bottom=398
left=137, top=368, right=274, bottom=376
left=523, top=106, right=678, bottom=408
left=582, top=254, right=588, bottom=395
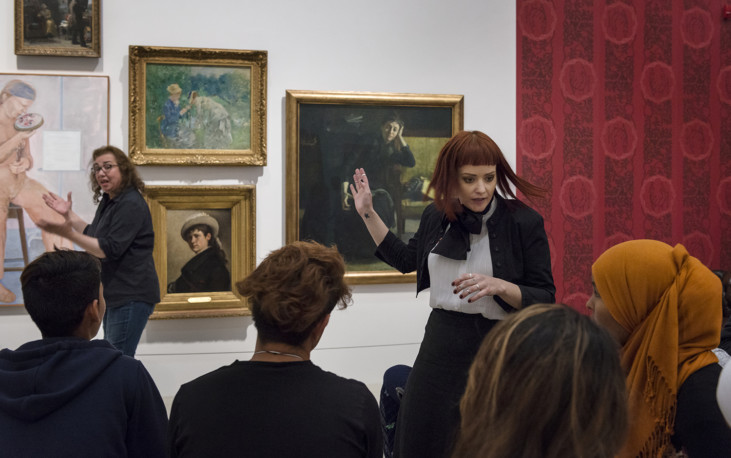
left=0, top=0, right=517, bottom=399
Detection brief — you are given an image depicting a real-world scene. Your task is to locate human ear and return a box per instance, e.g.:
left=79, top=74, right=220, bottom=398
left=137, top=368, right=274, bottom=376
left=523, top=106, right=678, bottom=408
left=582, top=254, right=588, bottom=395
left=88, top=299, right=102, bottom=324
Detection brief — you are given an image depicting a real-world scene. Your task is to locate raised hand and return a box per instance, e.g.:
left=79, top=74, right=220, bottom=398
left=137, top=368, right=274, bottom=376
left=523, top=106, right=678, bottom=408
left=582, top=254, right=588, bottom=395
left=349, top=167, right=374, bottom=219
left=42, top=191, right=72, bottom=218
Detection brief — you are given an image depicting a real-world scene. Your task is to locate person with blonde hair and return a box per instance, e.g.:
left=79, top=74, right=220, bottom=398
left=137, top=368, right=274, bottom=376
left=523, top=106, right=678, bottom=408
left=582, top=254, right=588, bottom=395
left=588, top=239, right=731, bottom=457
left=451, top=303, right=628, bottom=458
left=168, top=241, right=382, bottom=457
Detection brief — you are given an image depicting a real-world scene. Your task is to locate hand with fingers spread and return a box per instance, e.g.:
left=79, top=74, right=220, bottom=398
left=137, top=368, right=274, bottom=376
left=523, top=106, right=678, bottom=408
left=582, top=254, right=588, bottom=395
left=43, top=191, right=73, bottom=218
left=349, top=167, right=374, bottom=219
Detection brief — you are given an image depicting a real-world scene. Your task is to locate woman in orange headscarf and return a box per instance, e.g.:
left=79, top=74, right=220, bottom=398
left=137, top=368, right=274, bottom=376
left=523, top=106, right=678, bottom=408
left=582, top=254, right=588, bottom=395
left=587, top=239, right=731, bottom=457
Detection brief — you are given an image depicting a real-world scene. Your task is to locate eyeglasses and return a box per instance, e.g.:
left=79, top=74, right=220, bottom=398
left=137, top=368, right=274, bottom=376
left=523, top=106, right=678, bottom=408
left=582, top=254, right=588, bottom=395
left=91, top=163, right=118, bottom=174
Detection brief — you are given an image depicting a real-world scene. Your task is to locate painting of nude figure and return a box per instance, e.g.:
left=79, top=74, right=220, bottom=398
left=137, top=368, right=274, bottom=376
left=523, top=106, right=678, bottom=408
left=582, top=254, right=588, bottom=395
left=0, top=73, right=108, bottom=305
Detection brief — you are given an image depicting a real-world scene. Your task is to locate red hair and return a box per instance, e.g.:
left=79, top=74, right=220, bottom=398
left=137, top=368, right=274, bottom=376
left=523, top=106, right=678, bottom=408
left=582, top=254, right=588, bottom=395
left=427, top=131, right=545, bottom=220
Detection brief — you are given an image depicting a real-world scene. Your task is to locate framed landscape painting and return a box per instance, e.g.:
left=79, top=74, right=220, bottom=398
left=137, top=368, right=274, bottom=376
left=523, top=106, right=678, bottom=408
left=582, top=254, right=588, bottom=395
left=145, top=185, right=256, bottom=319
left=129, top=45, right=267, bottom=166
left=285, top=90, right=464, bottom=284
left=15, top=0, right=101, bottom=57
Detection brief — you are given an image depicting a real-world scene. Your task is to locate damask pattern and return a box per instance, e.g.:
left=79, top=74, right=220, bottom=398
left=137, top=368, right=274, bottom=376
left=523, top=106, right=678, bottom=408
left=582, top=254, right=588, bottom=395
left=517, top=0, right=727, bottom=311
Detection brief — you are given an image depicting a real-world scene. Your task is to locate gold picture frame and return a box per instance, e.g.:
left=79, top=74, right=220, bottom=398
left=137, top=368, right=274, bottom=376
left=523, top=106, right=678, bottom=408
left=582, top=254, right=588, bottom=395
left=129, top=45, right=267, bottom=166
left=286, top=90, right=464, bottom=284
left=15, top=0, right=101, bottom=58
left=145, top=186, right=256, bottom=319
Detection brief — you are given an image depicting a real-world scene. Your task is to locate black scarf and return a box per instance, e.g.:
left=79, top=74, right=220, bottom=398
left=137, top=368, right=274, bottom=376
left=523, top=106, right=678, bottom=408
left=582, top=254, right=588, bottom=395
left=432, top=198, right=494, bottom=260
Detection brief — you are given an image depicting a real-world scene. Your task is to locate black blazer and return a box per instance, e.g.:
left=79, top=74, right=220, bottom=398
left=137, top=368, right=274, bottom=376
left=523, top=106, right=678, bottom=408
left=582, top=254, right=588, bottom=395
left=376, top=195, right=555, bottom=312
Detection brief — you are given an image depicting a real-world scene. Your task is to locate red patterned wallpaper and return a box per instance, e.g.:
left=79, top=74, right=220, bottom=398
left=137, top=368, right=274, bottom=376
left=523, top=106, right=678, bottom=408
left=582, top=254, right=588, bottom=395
left=516, top=0, right=730, bottom=311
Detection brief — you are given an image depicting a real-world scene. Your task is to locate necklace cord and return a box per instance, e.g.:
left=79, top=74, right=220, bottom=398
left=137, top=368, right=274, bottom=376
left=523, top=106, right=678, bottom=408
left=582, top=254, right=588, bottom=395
left=253, top=350, right=304, bottom=360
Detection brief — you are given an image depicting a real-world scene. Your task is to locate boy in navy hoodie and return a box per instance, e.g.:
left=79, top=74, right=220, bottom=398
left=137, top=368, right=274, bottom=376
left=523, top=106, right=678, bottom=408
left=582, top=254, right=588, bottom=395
left=0, top=250, right=167, bottom=457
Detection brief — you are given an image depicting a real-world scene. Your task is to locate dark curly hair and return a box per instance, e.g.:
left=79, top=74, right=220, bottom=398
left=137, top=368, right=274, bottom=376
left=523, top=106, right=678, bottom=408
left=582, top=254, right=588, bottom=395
left=89, top=145, right=145, bottom=203
left=236, top=241, right=352, bottom=346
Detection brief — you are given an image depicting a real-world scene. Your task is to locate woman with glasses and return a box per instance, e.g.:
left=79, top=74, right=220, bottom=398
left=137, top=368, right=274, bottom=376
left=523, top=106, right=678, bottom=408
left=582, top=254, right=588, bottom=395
left=40, top=145, right=159, bottom=357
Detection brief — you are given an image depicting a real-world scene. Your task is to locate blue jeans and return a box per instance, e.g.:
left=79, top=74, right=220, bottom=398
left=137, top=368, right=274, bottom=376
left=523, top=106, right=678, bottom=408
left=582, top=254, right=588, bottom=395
left=103, top=301, right=154, bottom=357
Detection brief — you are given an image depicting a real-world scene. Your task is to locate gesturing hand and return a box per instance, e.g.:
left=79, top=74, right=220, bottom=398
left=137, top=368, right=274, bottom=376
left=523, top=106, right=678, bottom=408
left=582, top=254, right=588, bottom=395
left=349, top=167, right=375, bottom=219
left=42, top=191, right=72, bottom=218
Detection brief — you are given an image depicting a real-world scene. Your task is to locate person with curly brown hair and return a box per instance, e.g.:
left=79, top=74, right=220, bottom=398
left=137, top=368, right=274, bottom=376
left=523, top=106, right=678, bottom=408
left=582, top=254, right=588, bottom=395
left=168, top=241, right=382, bottom=458
left=40, top=145, right=159, bottom=357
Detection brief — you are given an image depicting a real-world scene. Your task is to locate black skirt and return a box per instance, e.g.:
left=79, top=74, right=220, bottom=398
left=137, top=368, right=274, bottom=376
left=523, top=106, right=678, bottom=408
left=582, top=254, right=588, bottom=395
left=394, top=308, right=499, bottom=458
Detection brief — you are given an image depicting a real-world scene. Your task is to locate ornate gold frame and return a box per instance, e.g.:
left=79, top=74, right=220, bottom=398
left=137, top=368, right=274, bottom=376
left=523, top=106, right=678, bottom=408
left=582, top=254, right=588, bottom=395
left=146, top=186, right=256, bottom=319
left=285, top=90, right=464, bottom=284
left=15, top=0, right=101, bottom=57
left=129, top=45, right=267, bottom=166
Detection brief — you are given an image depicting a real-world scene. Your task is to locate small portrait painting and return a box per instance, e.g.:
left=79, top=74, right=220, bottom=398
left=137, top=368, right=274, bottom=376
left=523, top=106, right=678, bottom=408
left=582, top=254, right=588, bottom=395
left=166, top=209, right=232, bottom=294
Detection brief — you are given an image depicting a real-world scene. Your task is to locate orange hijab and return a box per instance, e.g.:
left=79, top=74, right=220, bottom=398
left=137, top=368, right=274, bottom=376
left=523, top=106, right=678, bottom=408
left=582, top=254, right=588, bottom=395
left=592, top=240, right=721, bottom=457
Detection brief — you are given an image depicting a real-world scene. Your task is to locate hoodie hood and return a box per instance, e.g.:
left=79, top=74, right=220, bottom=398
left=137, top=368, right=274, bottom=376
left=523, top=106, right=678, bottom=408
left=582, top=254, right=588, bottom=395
left=0, top=337, right=122, bottom=421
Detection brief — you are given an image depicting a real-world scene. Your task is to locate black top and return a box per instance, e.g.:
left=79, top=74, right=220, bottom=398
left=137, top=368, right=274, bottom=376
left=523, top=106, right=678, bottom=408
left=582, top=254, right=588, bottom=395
left=167, top=247, right=230, bottom=293
left=84, top=187, right=160, bottom=308
left=720, top=320, right=731, bottom=354
left=168, top=360, right=382, bottom=458
left=347, top=135, right=415, bottom=190
left=672, top=363, right=731, bottom=457
left=376, top=195, right=555, bottom=311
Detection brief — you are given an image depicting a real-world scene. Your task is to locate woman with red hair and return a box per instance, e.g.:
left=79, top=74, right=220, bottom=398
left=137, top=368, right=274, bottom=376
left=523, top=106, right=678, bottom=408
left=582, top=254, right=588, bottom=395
left=350, top=130, right=555, bottom=458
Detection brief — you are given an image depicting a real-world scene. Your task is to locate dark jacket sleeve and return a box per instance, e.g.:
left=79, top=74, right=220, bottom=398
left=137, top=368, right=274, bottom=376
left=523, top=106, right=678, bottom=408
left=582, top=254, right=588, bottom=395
left=391, top=144, right=416, bottom=167
left=375, top=203, right=440, bottom=274
left=126, top=362, right=168, bottom=457
left=512, top=209, right=555, bottom=308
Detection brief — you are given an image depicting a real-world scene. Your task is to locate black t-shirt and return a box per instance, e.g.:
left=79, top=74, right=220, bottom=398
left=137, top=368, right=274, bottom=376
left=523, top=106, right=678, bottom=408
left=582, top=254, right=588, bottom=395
left=168, top=360, right=382, bottom=458
left=672, top=363, right=731, bottom=457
